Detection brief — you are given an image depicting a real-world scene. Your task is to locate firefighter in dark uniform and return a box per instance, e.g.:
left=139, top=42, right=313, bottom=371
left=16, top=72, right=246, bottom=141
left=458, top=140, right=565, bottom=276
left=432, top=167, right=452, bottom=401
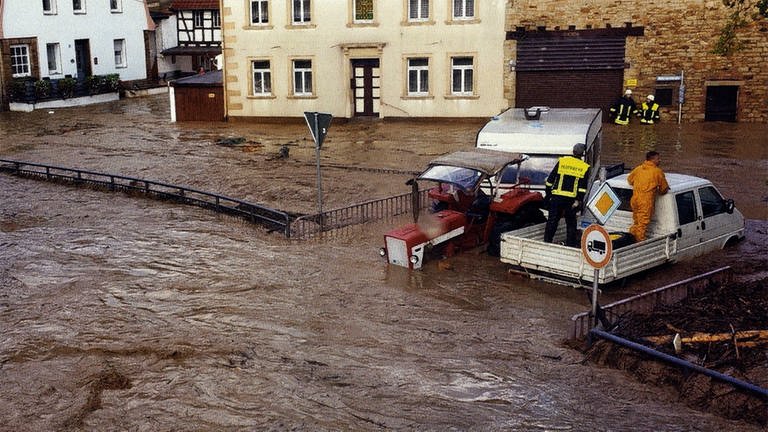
left=544, top=143, right=590, bottom=247
left=637, top=94, right=661, bottom=124
left=609, top=89, right=637, bottom=125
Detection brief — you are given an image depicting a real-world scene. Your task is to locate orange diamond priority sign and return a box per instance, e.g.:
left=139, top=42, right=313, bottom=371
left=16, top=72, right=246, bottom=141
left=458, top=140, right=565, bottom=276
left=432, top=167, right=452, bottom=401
left=586, top=182, right=621, bottom=225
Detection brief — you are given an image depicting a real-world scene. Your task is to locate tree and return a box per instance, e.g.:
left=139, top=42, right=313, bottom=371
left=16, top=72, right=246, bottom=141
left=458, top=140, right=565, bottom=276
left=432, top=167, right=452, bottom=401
left=715, top=0, right=768, bottom=55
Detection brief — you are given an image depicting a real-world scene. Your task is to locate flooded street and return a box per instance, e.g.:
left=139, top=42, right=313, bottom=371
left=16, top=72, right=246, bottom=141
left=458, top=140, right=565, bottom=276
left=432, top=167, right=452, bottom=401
left=0, top=95, right=766, bottom=431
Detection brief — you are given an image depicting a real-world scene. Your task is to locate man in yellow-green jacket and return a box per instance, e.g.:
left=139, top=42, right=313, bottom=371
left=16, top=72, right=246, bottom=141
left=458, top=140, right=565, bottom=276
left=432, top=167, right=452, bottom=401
left=544, top=143, right=590, bottom=247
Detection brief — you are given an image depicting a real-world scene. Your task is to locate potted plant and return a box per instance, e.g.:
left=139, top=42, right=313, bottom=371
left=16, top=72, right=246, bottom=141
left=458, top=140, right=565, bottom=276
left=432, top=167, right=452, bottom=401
left=57, top=76, right=77, bottom=99
left=34, top=79, right=52, bottom=99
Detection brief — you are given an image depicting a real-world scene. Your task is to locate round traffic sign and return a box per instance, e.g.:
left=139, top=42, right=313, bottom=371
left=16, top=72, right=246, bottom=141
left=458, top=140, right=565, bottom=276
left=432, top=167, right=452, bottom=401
left=581, top=224, right=613, bottom=269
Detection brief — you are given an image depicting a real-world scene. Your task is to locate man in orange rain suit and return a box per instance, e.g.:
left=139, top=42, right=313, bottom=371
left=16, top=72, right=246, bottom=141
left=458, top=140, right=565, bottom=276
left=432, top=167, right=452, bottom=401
left=628, top=151, right=670, bottom=242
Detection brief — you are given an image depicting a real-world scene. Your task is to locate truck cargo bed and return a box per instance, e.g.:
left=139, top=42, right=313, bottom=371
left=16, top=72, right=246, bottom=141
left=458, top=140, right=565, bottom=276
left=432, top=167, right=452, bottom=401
left=499, top=223, right=676, bottom=286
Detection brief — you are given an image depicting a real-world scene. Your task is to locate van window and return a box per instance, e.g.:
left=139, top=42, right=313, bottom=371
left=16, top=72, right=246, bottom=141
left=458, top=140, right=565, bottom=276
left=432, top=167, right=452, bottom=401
left=699, top=186, right=726, bottom=218
left=613, top=188, right=633, bottom=211
left=498, top=155, right=559, bottom=186
left=675, top=191, right=697, bottom=225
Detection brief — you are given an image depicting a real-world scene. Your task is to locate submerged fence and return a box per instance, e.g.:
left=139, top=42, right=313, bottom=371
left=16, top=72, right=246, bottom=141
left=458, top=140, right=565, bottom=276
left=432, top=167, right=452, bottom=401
left=570, top=266, right=733, bottom=339
left=0, top=159, right=292, bottom=235
left=0, top=159, right=426, bottom=239
left=289, top=189, right=431, bottom=240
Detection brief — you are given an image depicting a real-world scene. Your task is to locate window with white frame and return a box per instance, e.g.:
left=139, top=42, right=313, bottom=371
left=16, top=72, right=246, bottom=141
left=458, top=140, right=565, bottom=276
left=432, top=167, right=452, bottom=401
left=451, top=56, right=473, bottom=95
left=212, top=10, right=221, bottom=28
left=46, top=43, right=62, bottom=74
left=114, top=39, right=126, bottom=67
left=408, top=0, right=428, bottom=21
left=250, top=0, right=269, bottom=24
left=110, top=0, right=121, bottom=12
left=43, top=0, right=57, bottom=14
left=293, top=59, right=313, bottom=96
left=452, top=0, right=474, bottom=20
left=10, top=45, right=31, bottom=77
left=252, top=60, right=272, bottom=95
left=193, top=11, right=205, bottom=27
left=354, top=0, right=373, bottom=22
left=407, top=58, right=429, bottom=95
left=292, top=0, right=310, bottom=24
left=73, top=0, right=85, bottom=13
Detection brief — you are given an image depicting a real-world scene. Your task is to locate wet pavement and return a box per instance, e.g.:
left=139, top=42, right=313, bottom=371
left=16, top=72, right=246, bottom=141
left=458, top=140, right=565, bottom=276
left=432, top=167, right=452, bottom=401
left=0, top=95, right=766, bottom=431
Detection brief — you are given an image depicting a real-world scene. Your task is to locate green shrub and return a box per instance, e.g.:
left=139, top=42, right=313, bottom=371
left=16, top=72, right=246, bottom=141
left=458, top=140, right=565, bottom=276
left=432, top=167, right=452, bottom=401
left=8, top=78, right=29, bottom=100
left=85, top=75, right=103, bottom=95
left=57, top=77, right=77, bottom=98
left=104, top=74, right=121, bottom=91
left=34, top=79, right=52, bottom=98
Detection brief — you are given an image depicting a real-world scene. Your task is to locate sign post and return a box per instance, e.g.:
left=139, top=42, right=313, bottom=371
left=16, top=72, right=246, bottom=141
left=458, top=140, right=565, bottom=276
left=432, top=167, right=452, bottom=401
left=581, top=224, right=613, bottom=328
left=304, top=112, right=333, bottom=225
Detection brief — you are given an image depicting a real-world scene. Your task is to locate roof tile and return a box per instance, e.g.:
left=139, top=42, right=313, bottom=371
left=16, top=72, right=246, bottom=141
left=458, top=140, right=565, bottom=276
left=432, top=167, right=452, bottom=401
left=171, top=0, right=219, bottom=10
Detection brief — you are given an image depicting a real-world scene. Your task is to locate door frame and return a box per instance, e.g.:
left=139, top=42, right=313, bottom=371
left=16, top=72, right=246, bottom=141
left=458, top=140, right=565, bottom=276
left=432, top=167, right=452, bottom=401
left=74, top=39, right=92, bottom=78
left=351, top=58, right=380, bottom=117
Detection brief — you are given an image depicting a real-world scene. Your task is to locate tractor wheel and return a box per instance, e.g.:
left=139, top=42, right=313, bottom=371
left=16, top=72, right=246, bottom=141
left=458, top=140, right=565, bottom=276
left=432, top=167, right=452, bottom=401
left=486, top=206, right=546, bottom=257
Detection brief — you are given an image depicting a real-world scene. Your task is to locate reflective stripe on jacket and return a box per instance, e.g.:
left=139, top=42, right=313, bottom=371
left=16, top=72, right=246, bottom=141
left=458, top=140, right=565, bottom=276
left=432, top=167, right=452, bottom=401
left=638, top=102, right=660, bottom=124
left=610, top=97, right=635, bottom=125
left=545, top=156, right=590, bottom=198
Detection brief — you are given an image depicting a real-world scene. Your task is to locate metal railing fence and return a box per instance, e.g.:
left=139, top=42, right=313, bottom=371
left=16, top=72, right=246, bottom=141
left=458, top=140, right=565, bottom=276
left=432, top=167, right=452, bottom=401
left=288, top=189, right=430, bottom=239
left=1, top=159, right=427, bottom=239
left=0, top=159, right=292, bottom=235
left=569, top=266, right=733, bottom=339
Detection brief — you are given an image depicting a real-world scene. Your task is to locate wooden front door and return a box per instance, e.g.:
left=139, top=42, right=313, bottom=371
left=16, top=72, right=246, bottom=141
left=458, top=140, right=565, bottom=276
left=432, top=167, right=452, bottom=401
left=74, top=39, right=91, bottom=78
left=351, top=59, right=380, bottom=117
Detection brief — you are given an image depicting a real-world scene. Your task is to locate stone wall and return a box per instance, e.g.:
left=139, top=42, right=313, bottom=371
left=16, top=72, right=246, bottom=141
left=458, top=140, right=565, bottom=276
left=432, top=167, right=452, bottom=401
left=507, top=0, right=768, bottom=122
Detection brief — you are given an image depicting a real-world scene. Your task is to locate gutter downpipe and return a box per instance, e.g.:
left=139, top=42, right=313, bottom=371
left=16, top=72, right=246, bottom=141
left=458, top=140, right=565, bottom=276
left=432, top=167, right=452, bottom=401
left=590, top=329, right=768, bottom=400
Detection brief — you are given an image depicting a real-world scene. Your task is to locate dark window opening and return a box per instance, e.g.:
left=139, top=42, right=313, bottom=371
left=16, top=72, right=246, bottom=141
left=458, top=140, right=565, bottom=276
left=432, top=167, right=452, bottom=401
left=654, top=87, right=674, bottom=107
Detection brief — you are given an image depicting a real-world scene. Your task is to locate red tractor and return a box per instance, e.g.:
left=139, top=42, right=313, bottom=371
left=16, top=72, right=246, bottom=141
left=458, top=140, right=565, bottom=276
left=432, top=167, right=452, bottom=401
left=380, top=149, right=545, bottom=269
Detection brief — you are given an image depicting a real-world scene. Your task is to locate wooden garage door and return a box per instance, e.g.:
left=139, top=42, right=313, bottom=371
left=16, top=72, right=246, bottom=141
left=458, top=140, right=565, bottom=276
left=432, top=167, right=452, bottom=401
left=516, top=70, right=624, bottom=116
left=174, top=86, right=224, bottom=122
left=515, top=37, right=626, bottom=117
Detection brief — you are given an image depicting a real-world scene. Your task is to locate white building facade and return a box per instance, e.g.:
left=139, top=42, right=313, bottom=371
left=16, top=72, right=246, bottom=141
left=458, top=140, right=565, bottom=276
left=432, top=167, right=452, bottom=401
left=1, top=0, right=153, bottom=83
left=221, top=0, right=508, bottom=119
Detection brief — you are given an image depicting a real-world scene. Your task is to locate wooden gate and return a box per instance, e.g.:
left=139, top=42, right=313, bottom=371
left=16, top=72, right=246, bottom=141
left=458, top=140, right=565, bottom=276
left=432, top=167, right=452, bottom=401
left=173, top=85, right=224, bottom=122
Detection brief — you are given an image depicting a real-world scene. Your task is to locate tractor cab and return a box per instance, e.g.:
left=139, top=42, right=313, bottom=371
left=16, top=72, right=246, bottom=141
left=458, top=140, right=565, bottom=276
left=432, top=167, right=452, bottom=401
left=380, top=149, right=545, bottom=269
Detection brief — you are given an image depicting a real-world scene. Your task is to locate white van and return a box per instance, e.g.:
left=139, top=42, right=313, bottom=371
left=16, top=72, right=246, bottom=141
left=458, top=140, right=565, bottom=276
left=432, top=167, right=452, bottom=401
left=498, top=173, right=746, bottom=286
left=476, top=107, right=603, bottom=194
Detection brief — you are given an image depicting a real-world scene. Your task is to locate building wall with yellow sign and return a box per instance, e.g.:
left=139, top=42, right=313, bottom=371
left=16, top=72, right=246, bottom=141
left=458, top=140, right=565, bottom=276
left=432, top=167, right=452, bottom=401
left=506, top=0, right=768, bottom=123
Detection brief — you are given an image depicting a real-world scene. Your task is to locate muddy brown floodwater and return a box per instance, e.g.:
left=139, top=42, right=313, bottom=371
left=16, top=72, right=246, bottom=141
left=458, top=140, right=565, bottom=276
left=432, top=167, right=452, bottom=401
left=0, top=95, right=766, bottom=431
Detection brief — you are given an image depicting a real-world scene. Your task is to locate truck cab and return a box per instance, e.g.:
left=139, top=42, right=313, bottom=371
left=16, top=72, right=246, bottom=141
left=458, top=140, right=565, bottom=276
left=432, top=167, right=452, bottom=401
left=581, top=173, right=746, bottom=261
left=476, top=107, right=602, bottom=195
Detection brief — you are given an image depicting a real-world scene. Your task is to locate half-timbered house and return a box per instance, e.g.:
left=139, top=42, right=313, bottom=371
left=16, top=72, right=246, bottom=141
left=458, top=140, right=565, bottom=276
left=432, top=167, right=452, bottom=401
left=156, top=0, right=221, bottom=77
